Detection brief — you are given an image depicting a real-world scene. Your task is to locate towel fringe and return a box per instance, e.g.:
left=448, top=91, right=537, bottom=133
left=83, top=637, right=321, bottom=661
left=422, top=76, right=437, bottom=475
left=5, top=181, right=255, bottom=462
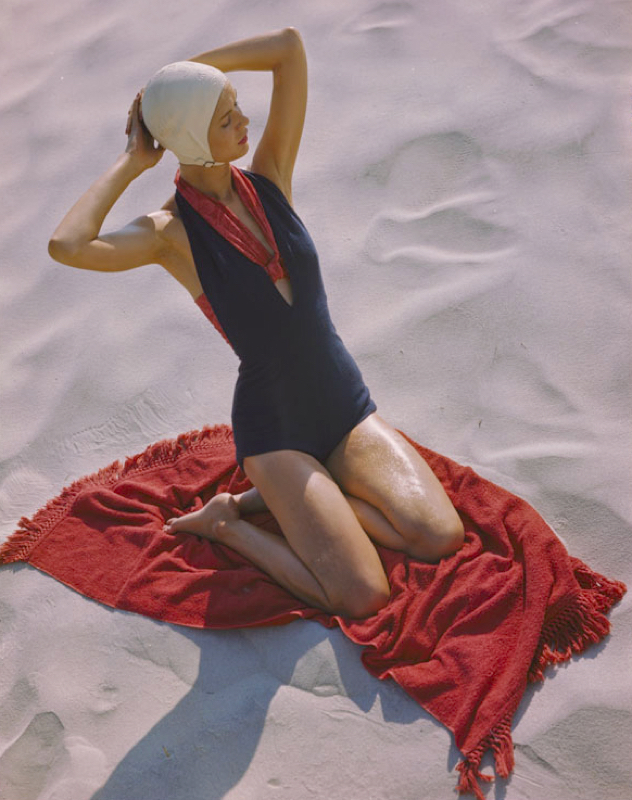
left=571, top=557, right=627, bottom=610
left=528, top=560, right=626, bottom=682
left=456, top=713, right=514, bottom=798
left=456, top=762, right=492, bottom=800
left=457, top=558, right=626, bottom=796
left=0, top=424, right=234, bottom=565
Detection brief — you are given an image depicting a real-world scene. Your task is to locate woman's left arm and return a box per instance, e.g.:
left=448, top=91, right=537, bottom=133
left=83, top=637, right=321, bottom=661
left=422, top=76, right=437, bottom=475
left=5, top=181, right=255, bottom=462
left=189, top=28, right=307, bottom=203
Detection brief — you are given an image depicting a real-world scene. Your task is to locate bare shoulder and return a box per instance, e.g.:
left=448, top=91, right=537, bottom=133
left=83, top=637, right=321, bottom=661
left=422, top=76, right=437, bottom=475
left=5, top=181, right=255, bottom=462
left=153, top=197, right=203, bottom=299
left=160, top=193, right=178, bottom=213
left=141, top=200, right=202, bottom=298
left=153, top=195, right=182, bottom=246
left=99, top=201, right=202, bottom=299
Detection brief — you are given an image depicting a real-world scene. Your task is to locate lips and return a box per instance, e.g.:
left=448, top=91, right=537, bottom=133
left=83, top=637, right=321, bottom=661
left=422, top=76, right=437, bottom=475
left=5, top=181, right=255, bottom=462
left=239, top=133, right=248, bottom=145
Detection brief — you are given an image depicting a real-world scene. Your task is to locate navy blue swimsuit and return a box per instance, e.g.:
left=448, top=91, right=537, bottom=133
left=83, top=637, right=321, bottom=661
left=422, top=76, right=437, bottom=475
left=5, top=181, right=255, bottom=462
left=175, top=170, right=376, bottom=469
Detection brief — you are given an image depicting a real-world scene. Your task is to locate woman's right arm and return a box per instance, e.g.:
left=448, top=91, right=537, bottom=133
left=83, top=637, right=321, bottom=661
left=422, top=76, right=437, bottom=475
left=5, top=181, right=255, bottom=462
left=48, top=93, right=167, bottom=271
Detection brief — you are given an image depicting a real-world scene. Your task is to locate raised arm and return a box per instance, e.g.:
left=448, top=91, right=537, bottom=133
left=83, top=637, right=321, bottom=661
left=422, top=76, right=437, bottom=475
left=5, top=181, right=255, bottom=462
left=48, top=94, right=167, bottom=271
left=188, top=27, right=307, bottom=202
left=49, top=29, right=308, bottom=272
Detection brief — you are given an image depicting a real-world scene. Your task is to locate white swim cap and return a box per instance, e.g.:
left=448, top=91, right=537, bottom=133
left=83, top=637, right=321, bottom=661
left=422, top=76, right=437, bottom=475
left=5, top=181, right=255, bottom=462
left=141, top=61, right=229, bottom=167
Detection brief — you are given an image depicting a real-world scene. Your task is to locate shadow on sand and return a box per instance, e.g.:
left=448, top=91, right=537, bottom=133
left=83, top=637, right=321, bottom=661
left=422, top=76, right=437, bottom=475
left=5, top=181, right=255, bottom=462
left=90, top=615, right=458, bottom=800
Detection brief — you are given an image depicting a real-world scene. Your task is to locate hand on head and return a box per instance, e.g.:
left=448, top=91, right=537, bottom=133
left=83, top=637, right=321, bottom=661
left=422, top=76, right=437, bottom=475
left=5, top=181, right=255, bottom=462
left=125, top=89, right=165, bottom=170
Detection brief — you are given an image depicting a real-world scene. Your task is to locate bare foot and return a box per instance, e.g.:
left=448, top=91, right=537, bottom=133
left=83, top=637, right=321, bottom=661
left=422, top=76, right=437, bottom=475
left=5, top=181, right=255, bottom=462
left=234, top=486, right=269, bottom=515
left=164, top=493, right=240, bottom=540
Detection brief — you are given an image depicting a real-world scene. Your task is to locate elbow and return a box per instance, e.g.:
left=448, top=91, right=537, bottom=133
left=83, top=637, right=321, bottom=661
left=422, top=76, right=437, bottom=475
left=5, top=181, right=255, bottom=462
left=48, top=238, right=64, bottom=263
left=274, top=27, right=306, bottom=78
left=282, top=26, right=302, bottom=42
left=280, top=27, right=305, bottom=57
left=48, top=238, right=77, bottom=266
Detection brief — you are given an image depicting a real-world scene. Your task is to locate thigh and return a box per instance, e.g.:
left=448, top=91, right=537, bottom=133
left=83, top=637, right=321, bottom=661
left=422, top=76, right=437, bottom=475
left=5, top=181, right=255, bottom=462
left=242, top=449, right=389, bottom=616
left=325, top=414, right=464, bottom=559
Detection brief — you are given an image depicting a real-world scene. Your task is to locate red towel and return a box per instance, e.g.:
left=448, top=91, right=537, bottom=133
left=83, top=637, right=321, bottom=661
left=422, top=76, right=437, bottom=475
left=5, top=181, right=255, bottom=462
left=0, top=425, right=625, bottom=798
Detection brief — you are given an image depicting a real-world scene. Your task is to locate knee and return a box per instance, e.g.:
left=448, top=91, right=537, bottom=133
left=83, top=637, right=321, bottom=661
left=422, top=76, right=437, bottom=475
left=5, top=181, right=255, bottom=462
left=435, top=513, right=466, bottom=559
left=331, top=580, right=391, bottom=620
left=404, top=510, right=465, bottom=563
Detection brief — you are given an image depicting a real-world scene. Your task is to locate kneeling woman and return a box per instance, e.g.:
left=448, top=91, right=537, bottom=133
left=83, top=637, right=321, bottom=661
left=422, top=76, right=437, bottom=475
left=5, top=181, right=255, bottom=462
left=48, top=28, right=465, bottom=619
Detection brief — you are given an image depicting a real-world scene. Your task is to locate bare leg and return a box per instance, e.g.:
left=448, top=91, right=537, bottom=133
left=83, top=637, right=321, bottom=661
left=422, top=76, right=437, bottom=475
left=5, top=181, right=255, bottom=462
left=343, top=494, right=413, bottom=551
left=326, top=413, right=465, bottom=562
left=164, top=493, right=332, bottom=610
left=234, top=486, right=269, bottom=515
left=164, top=451, right=391, bottom=619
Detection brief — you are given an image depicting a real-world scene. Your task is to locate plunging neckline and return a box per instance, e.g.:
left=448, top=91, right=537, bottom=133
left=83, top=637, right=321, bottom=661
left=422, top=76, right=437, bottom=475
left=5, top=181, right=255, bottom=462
left=175, top=166, right=293, bottom=307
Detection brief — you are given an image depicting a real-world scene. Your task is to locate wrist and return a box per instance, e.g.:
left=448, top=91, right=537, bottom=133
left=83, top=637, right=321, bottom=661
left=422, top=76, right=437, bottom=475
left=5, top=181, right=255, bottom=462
left=117, top=151, right=148, bottom=179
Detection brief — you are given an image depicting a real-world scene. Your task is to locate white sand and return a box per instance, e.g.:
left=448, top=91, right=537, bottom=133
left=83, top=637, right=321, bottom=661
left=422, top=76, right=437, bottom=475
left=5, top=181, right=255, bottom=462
left=1, top=0, right=631, bottom=797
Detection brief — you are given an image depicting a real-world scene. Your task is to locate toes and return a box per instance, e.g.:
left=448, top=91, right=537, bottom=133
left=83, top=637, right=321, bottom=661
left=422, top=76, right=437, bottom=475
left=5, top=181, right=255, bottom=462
left=163, top=516, right=186, bottom=534
left=163, top=509, right=206, bottom=536
left=162, top=500, right=234, bottom=539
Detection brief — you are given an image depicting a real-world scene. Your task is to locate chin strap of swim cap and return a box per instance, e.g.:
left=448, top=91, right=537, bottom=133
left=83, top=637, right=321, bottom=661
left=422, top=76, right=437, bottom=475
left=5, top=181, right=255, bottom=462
left=141, top=61, right=228, bottom=167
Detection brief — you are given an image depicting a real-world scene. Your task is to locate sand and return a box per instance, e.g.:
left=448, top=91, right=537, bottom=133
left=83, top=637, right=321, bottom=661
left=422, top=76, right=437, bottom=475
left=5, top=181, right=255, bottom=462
left=1, top=0, right=631, bottom=798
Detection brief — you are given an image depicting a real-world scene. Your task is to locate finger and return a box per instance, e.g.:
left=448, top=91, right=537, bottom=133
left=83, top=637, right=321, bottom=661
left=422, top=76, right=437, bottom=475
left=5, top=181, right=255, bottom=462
left=126, top=96, right=142, bottom=135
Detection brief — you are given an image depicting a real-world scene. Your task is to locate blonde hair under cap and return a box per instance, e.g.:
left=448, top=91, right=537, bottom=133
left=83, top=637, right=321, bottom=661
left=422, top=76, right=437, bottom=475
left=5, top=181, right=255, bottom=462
left=141, top=61, right=228, bottom=167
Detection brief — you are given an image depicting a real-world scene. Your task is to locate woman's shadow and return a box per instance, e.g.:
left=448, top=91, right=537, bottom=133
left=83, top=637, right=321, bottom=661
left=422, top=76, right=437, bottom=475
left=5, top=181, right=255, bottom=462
left=89, top=613, right=455, bottom=800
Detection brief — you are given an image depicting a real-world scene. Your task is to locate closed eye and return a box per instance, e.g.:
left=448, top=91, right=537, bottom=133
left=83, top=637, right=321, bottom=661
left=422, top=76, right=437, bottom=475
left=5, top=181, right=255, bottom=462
left=222, top=99, right=240, bottom=128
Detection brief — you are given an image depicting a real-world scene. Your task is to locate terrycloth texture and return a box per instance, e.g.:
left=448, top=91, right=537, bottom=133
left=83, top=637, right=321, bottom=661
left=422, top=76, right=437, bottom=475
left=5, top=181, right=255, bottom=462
left=0, top=426, right=625, bottom=799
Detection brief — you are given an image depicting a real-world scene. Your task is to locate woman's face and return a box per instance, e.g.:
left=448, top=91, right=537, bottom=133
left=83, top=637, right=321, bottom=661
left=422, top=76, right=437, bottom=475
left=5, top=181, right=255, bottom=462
left=207, top=82, right=250, bottom=163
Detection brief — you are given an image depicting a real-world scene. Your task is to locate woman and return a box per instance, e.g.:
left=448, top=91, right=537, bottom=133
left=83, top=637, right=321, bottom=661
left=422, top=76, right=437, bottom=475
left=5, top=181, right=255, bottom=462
left=49, top=28, right=464, bottom=619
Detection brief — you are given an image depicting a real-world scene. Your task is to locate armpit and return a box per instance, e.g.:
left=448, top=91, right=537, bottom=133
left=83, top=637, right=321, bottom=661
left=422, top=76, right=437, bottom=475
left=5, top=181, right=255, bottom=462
left=160, top=194, right=177, bottom=212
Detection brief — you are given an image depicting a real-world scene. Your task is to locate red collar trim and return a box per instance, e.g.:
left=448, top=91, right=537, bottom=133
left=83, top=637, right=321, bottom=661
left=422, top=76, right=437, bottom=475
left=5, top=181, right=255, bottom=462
left=174, top=166, right=285, bottom=279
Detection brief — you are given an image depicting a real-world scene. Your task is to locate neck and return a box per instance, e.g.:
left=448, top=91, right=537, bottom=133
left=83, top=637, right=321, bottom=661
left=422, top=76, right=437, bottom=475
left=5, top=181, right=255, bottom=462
left=178, top=162, right=235, bottom=202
